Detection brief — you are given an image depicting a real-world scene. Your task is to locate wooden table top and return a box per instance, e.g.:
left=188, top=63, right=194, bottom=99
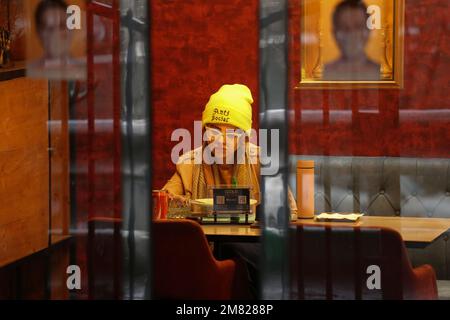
left=201, top=216, right=450, bottom=247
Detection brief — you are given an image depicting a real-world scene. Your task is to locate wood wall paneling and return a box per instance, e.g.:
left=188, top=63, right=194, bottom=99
left=50, top=81, right=70, bottom=244
left=0, top=78, right=49, bottom=267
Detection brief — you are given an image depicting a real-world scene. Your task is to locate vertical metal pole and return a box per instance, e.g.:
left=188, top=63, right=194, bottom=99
left=119, top=0, right=152, bottom=300
left=259, top=0, right=291, bottom=300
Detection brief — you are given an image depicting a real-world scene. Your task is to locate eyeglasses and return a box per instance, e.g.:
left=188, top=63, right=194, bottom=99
left=204, top=126, right=246, bottom=141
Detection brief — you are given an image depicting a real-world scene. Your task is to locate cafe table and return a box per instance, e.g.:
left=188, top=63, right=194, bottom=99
left=201, top=216, right=450, bottom=248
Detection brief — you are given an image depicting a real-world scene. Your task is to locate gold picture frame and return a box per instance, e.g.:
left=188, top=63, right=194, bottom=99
left=296, top=0, right=404, bottom=90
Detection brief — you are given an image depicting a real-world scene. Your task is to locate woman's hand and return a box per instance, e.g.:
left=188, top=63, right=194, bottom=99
left=167, top=192, right=190, bottom=207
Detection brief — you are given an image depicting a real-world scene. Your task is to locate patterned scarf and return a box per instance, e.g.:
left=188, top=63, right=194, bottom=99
left=191, top=144, right=260, bottom=203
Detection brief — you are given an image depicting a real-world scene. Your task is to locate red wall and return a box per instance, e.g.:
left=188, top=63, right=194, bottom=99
left=289, top=0, right=450, bottom=158
left=151, top=0, right=260, bottom=189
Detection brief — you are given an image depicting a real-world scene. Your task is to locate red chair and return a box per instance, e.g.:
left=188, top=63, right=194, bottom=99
left=153, top=219, right=251, bottom=300
left=291, top=225, right=438, bottom=300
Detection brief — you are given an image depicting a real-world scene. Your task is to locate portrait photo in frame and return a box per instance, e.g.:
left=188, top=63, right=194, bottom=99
left=25, top=0, right=87, bottom=80
left=297, top=0, right=404, bottom=89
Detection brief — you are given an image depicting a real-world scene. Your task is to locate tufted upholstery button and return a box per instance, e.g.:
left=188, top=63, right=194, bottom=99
left=412, top=192, right=417, bottom=197
left=380, top=190, right=385, bottom=195
left=395, top=210, right=401, bottom=216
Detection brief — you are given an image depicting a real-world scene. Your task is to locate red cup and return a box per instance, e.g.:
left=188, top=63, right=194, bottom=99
left=152, top=191, right=161, bottom=220
left=159, top=191, right=168, bottom=219
left=152, top=190, right=168, bottom=220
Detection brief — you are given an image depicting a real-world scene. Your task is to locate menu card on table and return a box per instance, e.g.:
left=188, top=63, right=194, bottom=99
left=314, top=212, right=364, bottom=222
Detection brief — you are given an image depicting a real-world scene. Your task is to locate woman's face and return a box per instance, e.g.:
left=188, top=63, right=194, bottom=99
left=204, top=123, right=245, bottom=163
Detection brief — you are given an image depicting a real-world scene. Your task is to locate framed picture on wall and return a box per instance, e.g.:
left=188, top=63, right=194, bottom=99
left=297, top=0, right=404, bottom=89
left=25, top=0, right=87, bottom=80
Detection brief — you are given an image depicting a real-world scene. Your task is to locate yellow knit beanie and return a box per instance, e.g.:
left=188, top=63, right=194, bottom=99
left=202, top=84, right=253, bottom=133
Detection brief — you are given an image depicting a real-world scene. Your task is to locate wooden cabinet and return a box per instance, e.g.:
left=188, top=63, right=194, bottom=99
left=0, top=77, right=69, bottom=267
left=0, top=77, right=49, bottom=267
